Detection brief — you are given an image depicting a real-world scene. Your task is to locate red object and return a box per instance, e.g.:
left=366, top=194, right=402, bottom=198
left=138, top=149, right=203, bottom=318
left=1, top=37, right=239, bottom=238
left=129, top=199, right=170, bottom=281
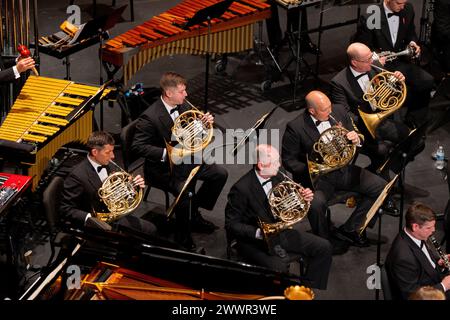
left=17, top=44, right=39, bottom=76
left=0, top=172, right=32, bottom=191
left=17, top=44, right=31, bottom=58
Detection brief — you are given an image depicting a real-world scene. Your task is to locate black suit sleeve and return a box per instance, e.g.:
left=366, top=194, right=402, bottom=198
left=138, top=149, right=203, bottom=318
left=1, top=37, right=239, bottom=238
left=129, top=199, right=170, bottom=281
left=330, top=80, right=351, bottom=113
left=60, top=173, right=90, bottom=226
left=132, top=113, right=165, bottom=162
left=434, top=0, right=450, bottom=41
left=406, top=5, right=419, bottom=43
left=389, top=251, right=445, bottom=299
left=282, top=121, right=308, bottom=178
left=0, top=68, right=16, bottom=83
left=225, top=184, right=259, bottom=241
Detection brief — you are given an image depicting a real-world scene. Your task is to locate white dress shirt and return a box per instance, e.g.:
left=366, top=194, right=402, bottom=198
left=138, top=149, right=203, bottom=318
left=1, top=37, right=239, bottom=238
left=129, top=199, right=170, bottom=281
left=310, top=115, right=331, bottom=134
left=349, top=66, right=376, bottom=111
left=384, top=2, right=400, bottom=46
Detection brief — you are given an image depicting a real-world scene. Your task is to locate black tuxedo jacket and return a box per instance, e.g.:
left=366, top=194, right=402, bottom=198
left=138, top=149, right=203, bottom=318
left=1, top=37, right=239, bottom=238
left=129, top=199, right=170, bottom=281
left=131, top=98, right=190, bottom=178
left=385, top=230, right=447, bottom=300
left=225, top=169, right=284, bottom=245
left=433, top=0, right=450, bottom=42
left=355, top=2, right=419, bottom=52
left=281, top=104, right=361, bottom=187
left=60, top=158, right=114, bottom=227
left=330, top=66, right=379, bottom=116
left=0, top=56, right=17, bottom=83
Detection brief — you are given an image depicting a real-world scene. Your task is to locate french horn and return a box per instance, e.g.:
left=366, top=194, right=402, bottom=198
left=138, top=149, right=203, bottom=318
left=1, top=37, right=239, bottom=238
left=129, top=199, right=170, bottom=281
left=258, top=171, right=310, bottom=242
left=307, top=116, right=357, bottom=185
left=359, top=65, right=407, bottom=139
left=165, top=99, right=214, bottom=166
left=95, top=160, right=143, bottom=223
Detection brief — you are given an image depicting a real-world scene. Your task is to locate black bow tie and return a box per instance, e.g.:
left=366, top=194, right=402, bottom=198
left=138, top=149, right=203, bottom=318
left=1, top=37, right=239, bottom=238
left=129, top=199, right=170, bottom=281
left=355, top=72, right=369, bottom=80
left=420, top=240, right=425, bottom=249
left=170, top=106, right=180, bottom=114
left=97, top=165, right=108, bottom=173
left=387, top=12, right=400, bottom=18
left=262, top=178, right=273, bottom=187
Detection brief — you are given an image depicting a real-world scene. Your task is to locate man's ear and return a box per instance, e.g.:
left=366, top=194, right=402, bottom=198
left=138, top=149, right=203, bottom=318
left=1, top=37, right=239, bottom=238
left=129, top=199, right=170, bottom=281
left=91, top=148, right=98, bottom=157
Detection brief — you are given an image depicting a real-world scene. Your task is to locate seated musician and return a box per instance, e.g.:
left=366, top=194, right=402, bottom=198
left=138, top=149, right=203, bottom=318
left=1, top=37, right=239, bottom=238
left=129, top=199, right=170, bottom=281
left=225, top=144, right=332, bottom=290
left=60, top=131, right=157, bottom=236
left=385, top=202, right=450, bottom=300
left=354, top=0, right=434, bottom=129
left=330, top=43, right=412, bottom=181
left=0, top=55, right=35, bottom=83
left=131, top=72, right=228, bottom=252
left=281, top=90, right=386, bottom=247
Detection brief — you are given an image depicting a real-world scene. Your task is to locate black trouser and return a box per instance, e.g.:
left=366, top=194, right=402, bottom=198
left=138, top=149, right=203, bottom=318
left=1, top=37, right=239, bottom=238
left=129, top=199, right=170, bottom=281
left=237, top=229, right=332, bottom=290
left=147, top=163, right=228, bottom=242
left=312, top=165, right=386, bottom=233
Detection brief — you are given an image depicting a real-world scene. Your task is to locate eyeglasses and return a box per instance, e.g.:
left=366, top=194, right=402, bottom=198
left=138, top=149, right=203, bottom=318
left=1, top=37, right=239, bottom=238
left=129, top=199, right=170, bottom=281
left=356, top=55, right=373, bottom=63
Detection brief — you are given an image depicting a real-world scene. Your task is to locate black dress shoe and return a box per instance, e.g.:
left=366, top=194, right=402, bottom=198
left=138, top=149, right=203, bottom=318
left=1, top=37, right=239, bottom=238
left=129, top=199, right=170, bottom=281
left=335, top=227, right=370, bottom=247
left=381, top=199, right=400, bottom=217
left=330, top=238, right=350, bottom=255
left=191, top=214, right=219, bottom=234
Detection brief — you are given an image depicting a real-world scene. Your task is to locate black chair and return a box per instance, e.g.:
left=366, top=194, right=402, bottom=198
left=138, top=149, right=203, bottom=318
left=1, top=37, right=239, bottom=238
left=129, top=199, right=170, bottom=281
left=120, top=119, right=170, bottom=210
left=42, top=176, right=66, bottom=266
left=380, top=263, right=393, bottom=300
left=69, top=0, right=134, bottom=21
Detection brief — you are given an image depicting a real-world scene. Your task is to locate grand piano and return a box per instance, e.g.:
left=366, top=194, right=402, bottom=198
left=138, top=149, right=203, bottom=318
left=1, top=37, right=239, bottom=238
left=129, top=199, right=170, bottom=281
left=20, top=227, right=306, bottom=300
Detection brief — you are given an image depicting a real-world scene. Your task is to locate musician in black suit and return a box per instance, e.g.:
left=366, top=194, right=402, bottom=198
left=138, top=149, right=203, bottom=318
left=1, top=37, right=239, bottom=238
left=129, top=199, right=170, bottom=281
left=132, top=72, right=228, bottom=251
left=0, top=55, right=35, bottom=83
left=432, top=0, right=450, bottom=72
left=225, top=144, right=332, bottom=290
left=330, top=42, right=411, bottom=178
left=282, top=90, right=386, bottom=247
left=385, top=202, right=450, bottom=300
left=60, top=131, right=157, bottom=236
left=354, top=0, right=434, bottom=128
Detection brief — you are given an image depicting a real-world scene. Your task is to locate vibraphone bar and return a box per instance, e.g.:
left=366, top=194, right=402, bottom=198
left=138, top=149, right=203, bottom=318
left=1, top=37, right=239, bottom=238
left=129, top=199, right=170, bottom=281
left=0, top=76, right=112, bottom=189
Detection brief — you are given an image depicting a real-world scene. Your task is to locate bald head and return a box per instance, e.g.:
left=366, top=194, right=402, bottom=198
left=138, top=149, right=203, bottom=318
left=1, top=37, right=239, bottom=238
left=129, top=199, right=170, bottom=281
left=347, top=42, right=373, bottom=72
left=305, top=90, right=332, bottom=122
left=255, top=144, right=280, bottom=178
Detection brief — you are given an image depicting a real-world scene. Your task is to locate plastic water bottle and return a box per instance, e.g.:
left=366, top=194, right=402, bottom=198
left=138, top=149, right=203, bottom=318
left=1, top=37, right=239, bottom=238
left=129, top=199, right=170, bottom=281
left=435, top=146, right=445, bottom=170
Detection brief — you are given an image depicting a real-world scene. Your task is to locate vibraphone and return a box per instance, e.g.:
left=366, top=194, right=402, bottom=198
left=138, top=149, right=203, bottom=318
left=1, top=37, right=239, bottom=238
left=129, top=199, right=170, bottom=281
left=101, top=0, right=271, bottom=85
left=0, top=76, right=112, bottom=189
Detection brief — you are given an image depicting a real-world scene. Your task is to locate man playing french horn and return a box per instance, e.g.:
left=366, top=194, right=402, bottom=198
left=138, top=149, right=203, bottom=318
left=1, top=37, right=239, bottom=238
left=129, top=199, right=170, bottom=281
left=61, top=131, right=157, bottom=236
left=331, top=43, right=413, bottom=181
left=282, top=91, right=386, bottom=247
left=225, top=144, right=332, bottom=290
left=132, top=72, right=228, bottom=252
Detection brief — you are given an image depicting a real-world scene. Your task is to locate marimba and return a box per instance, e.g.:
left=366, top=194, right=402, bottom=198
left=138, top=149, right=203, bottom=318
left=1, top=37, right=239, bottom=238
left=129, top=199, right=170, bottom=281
left=0, top=76, right=112, bottom=189
left=101, top=0, right=271, bottom=85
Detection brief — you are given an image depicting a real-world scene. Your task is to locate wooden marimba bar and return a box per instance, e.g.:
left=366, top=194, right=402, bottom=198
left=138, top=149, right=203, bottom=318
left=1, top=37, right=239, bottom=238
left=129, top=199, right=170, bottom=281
left=101, top=0, right=271, bottom=85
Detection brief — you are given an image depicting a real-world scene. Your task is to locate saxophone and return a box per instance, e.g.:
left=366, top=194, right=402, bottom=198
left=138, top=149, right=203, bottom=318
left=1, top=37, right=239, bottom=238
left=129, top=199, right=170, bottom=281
left=428, top=235, right=450, bottom=272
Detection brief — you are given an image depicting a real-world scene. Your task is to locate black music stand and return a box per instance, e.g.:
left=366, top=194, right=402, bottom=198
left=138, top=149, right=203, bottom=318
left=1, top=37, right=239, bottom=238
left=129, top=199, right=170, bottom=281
left=231, top=106, right=278, bottom=156
left=377, top=121, right=429, bottom=232
left=182, top=0, right=234, bottom=112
